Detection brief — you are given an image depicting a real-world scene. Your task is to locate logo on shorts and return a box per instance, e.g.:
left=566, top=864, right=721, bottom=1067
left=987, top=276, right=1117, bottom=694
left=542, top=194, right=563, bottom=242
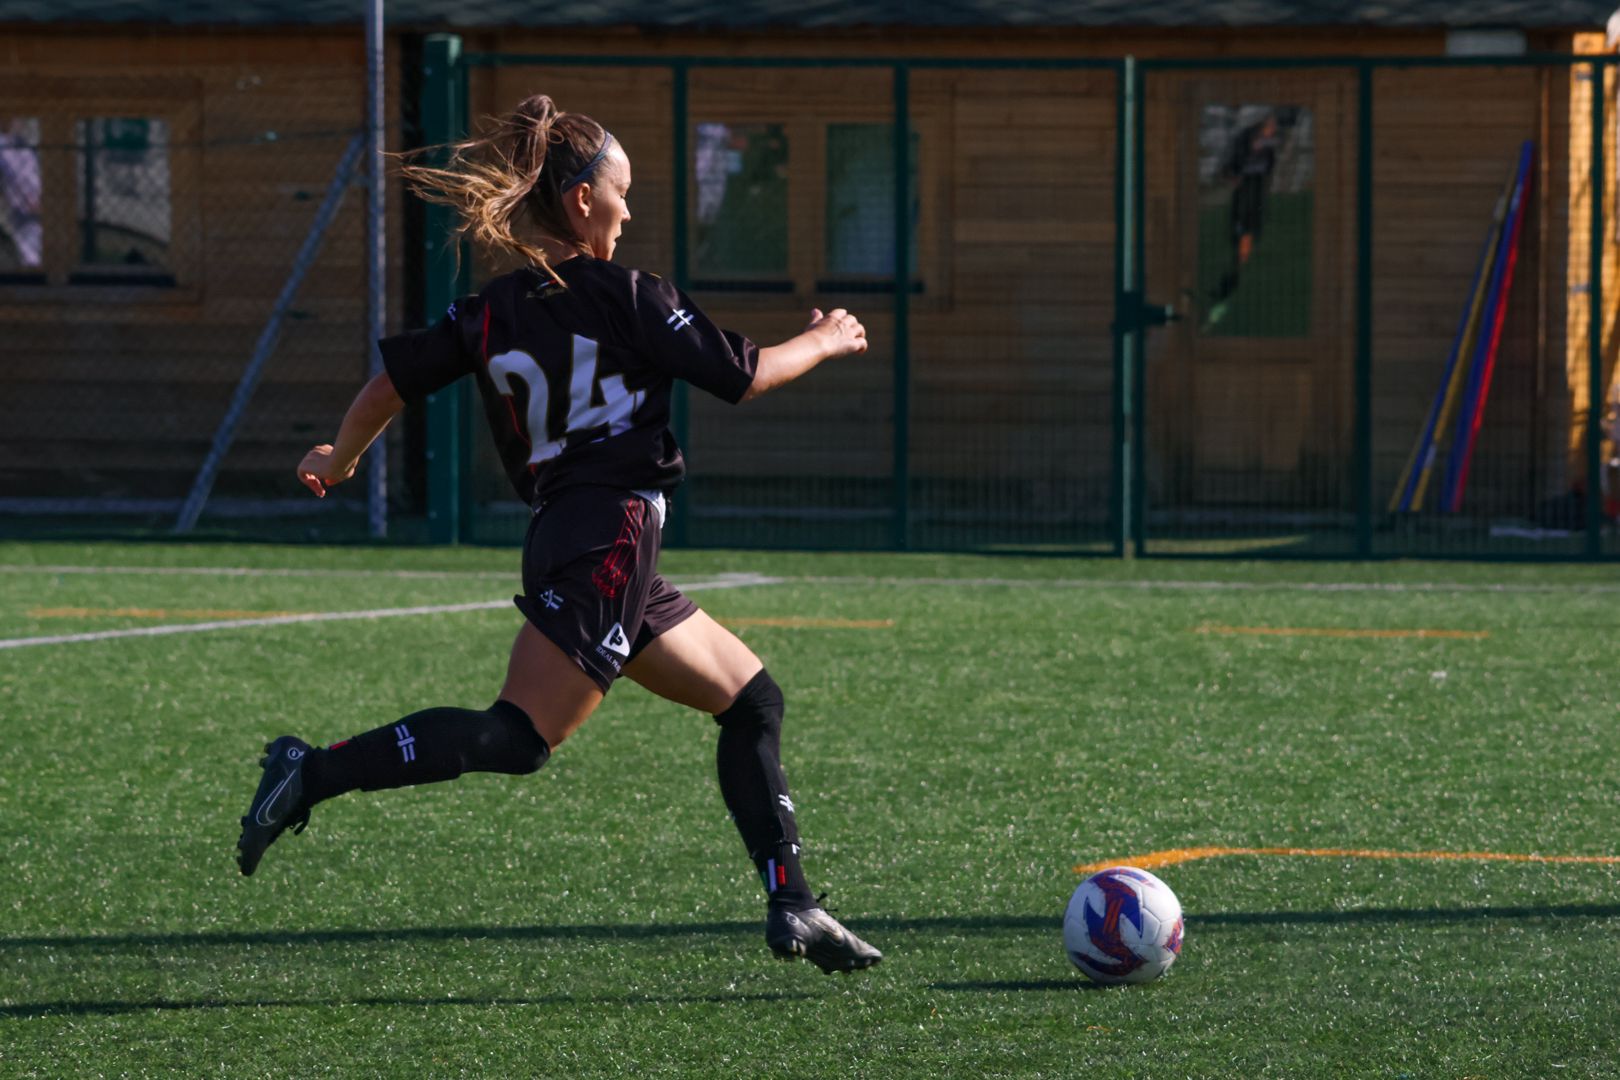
left=600, top=622, right=630, bottom=658
left=537, top=589, right=564, bottom=611
left=666, top=308, right=695, bottom=331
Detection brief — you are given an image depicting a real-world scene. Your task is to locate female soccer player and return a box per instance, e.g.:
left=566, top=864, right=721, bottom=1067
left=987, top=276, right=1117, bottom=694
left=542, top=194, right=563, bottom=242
left=235, top=95, right=881, bottom=974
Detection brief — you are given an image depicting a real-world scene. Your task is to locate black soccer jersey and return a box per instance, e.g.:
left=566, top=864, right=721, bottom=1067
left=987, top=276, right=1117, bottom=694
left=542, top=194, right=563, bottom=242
left=379, top=256, right=758, bottom=505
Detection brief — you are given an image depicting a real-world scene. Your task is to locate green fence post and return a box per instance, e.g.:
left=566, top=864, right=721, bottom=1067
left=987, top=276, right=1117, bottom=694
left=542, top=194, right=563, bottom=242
left=1589, top=62, right=1606, bottom=555
left=1355, top=62, right=1374, bottom=557
left=1111, top=57, right=1135, bottom=558
left=670, top=62, right=692, bottom=548
left=893, top=63, right=913, bottom=551
left=1129, top=58, right=1147, bottom=555
left=421, top=33, right=465, bottom=544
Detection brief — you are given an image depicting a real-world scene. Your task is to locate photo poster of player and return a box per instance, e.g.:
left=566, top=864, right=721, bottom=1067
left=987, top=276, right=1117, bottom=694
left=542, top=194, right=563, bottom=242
left=1196, top=103, right=1314, bottom=337
left=0, top=118, right=43, bottom=273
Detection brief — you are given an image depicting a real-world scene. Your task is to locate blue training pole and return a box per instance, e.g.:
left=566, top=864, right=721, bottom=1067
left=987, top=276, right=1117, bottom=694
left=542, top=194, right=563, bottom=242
left=1440, top=140, right=1532, bottom=512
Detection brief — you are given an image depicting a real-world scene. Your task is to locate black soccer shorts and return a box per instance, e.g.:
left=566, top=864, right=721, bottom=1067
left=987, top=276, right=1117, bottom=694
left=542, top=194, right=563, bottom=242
left=513, top=485, right=698, bottom=693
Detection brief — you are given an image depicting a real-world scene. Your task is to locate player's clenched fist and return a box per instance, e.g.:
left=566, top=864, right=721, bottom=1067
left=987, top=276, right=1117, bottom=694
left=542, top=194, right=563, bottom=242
left=296, top=444, right=355, bottom=497
left=805, top=307, right=868, bottom=358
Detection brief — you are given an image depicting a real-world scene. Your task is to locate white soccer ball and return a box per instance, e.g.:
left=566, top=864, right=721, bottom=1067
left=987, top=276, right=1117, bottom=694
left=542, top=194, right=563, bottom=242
left=1063, top=866, right=1184, bottom=985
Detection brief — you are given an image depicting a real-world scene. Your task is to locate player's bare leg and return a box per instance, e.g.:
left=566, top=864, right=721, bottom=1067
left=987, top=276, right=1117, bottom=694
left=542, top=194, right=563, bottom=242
left=625, top=609, right=882, bottom=973
left=496, top=621, right=607, bottom=749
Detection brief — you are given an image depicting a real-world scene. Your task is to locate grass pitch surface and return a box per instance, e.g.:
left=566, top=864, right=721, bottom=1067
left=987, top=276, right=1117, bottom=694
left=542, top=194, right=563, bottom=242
left=1, top=542, right=1617, bottom=1078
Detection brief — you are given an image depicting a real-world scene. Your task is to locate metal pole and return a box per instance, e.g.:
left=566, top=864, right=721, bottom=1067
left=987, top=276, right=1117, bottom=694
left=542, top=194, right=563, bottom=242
left=670, top=62, right=692, bottom=548
left=1589, top=63, right=1605, bottom=553
left=1354, top=63, right=1374, bottom=556
left=421, top=34, right=464, bottom=544
left=81, top=121, right=97, bottom=264
left=1111, top=58, right=1133, bottom=557
left=365, top=0, right=387, bottom=538
left=174, top=134, right=366, bottom=534
left=1129, top=58, right=1147, bottom=555
left=892, top=63, right=912, bottom=551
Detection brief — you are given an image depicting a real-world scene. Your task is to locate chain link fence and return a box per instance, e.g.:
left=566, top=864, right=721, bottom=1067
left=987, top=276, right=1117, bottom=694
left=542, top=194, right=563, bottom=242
left=7, top=46, right=1617, bottom=559
left=0, top=63, right=390, bottom=541
left=439, top=49, right=1617, bottom=558
left=1136, top=56, right=1618, bottom=558
left=447, top=55, right=1123, bottom=552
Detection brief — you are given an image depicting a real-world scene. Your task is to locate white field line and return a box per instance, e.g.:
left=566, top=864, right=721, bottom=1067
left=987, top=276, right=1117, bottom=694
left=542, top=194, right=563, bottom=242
left=0, top=574, right=781, bottom=651
left=0, top=563, right=512, bottom=581
left=779, top=574, right=1620, bottom=595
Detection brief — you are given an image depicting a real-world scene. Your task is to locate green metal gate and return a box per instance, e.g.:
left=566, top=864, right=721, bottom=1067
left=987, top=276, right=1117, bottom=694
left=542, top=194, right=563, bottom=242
left=418, top=40, right=1620, bottom=561
left=1128, top=55, right=1620, bottom=560
left=418, top=40, right=1127, bottom=554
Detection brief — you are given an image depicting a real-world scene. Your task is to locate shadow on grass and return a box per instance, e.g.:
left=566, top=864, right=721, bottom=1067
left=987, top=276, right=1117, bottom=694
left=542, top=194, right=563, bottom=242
left=930, top=979, right=1110, bottom=993
left=0, top=990, right=816, bottom=1020
left=3, top=904, right=1615, bottom=957
left=0, top=915, right=1049, bottom=953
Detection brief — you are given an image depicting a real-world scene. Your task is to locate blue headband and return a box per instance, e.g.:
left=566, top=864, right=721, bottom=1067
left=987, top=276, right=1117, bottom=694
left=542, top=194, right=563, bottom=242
left=559, top=132, right=615, bottom=192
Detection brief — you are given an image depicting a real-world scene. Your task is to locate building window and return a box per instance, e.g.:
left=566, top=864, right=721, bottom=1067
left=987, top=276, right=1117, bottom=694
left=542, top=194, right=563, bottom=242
left=693, top=122, right=790, bottom=286
left=686, top=105, right=943, bottom=299
left=0, top=78, right=197, bottom=300
left=0, top=118, right=43, bottom=281
left=1196, top=104, right=1314, bottom=337
left=73, top=117, right=174, bottom=285
left=823, top=122, right=920, bottom=285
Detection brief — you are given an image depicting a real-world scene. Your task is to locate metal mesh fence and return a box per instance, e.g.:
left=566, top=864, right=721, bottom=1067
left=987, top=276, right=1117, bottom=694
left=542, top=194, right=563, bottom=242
left=454, top=57, right=1122, bottom=553
left=1133, top=57, right=1618, bottom=558
left=1140, top=64, right=1358, bottom=556
left=0, top=64, right=388, bottom=541
left=8, top=46, right=1618, bottom=559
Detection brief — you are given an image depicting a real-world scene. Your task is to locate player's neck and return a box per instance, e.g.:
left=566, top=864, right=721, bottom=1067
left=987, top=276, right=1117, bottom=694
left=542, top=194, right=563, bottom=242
left=534, top=235, right=587, bottom=267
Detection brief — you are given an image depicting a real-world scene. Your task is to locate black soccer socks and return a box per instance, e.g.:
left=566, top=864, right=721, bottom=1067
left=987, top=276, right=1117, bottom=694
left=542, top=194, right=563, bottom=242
left=713, top=668, right=814, bottom=910
left=301, top=699, right=550, bottom=804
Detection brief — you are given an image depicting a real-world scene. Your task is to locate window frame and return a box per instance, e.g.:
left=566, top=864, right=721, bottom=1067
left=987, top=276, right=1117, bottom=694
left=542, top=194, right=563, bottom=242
left=689, top=120, right=794, bottom=290
left=0, top=75, right=201, bottom=307
left=0, top=116, right=45, bottom=285
left=687, top=74, right=949, bottom=305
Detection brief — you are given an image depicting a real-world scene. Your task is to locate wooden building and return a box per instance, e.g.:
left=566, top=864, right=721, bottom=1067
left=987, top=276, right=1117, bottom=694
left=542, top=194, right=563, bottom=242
left=1, top=0, right=1614, bottom=548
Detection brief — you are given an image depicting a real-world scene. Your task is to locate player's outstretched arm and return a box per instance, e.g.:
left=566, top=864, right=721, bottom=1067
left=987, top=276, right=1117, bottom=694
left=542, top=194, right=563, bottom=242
left=296, top=371, right=405, bottom=497
left=742, top=307, right=867, bottom=402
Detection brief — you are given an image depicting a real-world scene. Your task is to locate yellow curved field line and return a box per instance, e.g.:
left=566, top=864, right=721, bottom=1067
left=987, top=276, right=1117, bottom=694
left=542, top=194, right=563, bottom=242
left=1074, top=846, right=1620, bottom=875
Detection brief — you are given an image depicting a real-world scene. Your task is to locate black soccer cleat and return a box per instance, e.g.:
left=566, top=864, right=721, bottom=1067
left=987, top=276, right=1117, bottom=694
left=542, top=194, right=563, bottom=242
left=765, top=905, right=883, bottom=974
left=236, top=736, right=313, bottom=876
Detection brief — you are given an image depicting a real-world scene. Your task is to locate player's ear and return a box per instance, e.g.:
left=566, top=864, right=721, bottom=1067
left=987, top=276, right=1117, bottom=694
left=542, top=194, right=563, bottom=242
left=570, top=180, right=593, bottom=219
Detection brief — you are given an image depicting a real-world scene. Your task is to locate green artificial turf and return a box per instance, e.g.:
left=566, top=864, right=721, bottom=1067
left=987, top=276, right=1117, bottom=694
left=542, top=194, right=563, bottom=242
left=1, top=543, right=1617, bottom=1077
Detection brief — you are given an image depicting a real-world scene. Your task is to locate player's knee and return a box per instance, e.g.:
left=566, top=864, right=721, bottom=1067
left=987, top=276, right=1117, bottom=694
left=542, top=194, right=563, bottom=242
left=713, top=668, right=784, bottom=734
left=482, top=699, right=552, bottom=775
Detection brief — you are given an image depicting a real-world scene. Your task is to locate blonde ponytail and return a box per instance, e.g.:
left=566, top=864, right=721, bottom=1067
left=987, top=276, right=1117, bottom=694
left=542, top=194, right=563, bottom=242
left=398, top=94, right=610, bottom=279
